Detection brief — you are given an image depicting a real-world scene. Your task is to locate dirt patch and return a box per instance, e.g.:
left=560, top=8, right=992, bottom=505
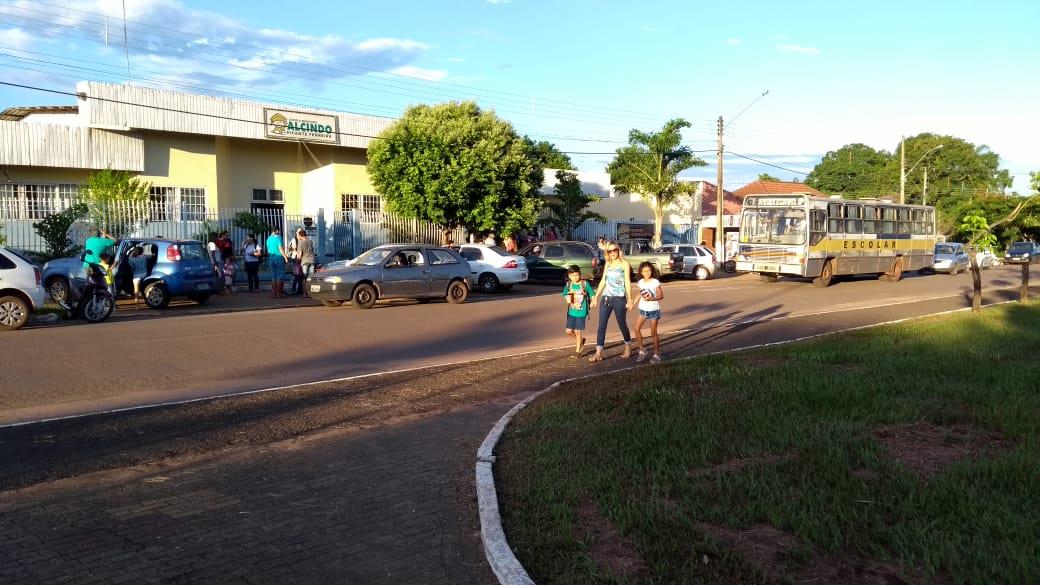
left=689, top=452, right=792, bottom=477
left=576, top=501, right=648, bottom=579
left=698, top=522, right=915, bottom=584
left=873, top=422, right=1013, bottom=477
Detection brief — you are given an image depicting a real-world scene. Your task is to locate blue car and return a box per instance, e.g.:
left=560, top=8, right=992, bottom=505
left=42, top=238, right=221, bottom=309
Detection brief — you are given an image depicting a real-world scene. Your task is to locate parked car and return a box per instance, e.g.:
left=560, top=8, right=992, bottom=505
left=930, top=243, right=970, bottom=275
left=518, top=241, right=599, bottom=283
left=306, top=243, right=471, bottom=308
left=1005, top=241, right=1040, bottom=264
left=0, top=246, right=45, bottom=331
left=973, top=249, right=1000, bottom=269
left=458, top=244, right=528, bottom=293
left=613, top=240, right=681, bottom=279
left=42, top=238, right=221, bottom=309
left=657, top=243, right=718, bottom=280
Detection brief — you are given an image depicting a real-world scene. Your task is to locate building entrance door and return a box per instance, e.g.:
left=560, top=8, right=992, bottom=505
left=251, top=203, right=285, bottom=236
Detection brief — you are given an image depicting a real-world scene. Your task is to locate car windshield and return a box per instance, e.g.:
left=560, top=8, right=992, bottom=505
left=1008, top=243, right=1032, bottom=253
left=935, top=245, right=958, bottom=255
left=353, top=248, right=394, bottom=266
left=741, top=208, right=806, bottom=245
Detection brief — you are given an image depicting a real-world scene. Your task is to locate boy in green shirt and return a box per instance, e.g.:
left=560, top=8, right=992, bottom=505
left=561, top=265, right=594, bottom=357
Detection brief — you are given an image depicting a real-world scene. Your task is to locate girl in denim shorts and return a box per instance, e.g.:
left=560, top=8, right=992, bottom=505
left=632, top=261, right=664, bottom=363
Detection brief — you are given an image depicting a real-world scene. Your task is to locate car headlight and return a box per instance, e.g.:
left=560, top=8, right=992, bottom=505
left=325, top=276, right=342, bottom=284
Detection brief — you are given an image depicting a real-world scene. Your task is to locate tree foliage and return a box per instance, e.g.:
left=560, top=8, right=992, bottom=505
left=524, top=137, right=574, bottom=170
left=607, top=118, right=706, bottom=248
left=82, top=169, right=151, bottom=237
left=757, top=173, right=781, bottom=182
left=805, top=143, right=892, bottom=194
left=367, top=101, right=543, bottom=243
left=33, top=203, right=88, bottom=259
left=231, top=212, right=274, bottom=236
left=539, top=170, right=606, bottom=239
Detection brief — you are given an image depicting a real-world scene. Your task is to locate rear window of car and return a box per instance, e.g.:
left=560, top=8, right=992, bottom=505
left=935, top=245, right=958, bottom=255
left=562, top=244, right=592, bottom=258
left=487, top=245, right=510, bottom=256
left=177, top=243, right=209, bottom=261
left=0, top=251, right=15, bottom=270
left=545, top=245, right=565, bottom=259
left=460, top=247, right=482, bottom=261
left=430, top=249, right=460, bottom=265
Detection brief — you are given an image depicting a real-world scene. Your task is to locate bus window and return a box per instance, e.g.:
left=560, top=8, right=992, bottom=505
left=881, top=207, right=896, bottom=234
left=924, top=209, right=935, bottom=235
left=911, top=209, right=925, bottom=235
left=742, top=207, right=807, bottom=245
left=810, top=209, right=826, bottom=245
left=863, top=206, right=878, bottom=234
left=827, top=203, right=844, bottom=233
left=845, top=205, right=863, bottom=234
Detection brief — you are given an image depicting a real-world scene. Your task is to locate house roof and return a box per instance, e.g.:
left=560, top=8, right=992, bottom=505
left=0, top=105, right=79, bottom=121
left=699, top=182, right=743, bottom=215
left=733, top=180, right=826, bottom=198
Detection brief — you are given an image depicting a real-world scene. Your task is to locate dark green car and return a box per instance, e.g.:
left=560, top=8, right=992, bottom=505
left=518, top=241, right=600, bottom=283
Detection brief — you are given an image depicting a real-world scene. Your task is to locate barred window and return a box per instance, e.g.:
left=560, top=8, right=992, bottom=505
left=25, top=184, right=57, bottom=220
left=252, top=188, right=268, bottom=202
left=0, top=184, right=17, bottom=220
left=149, top=186, right=177, bottom=222
left=268, top=189, right=284, bottom=202
left=341, top=194, right=381, bottom=222
left=180, top=188, right=207, bottom=221
left=340, top=194, right=359, bottom=212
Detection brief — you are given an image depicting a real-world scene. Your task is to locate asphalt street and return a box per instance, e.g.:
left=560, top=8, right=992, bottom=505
left=1, top=265, right=1036, bottom=424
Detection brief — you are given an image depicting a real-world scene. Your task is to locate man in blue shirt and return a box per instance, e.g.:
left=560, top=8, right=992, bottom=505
left=266, top=228, right=288, bottom=298
left=83, top=228, right=115, bottom=270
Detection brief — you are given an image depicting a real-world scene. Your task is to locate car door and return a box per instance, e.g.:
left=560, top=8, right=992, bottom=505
left=380, top=248, right=430, bottom=297
left=519, top=245, right=549, bottom=280
left=427, top=248, right=465, bottom=293
left=542, top=244, right=568, bottom=281
left=459, top=246, right=485, bottom=280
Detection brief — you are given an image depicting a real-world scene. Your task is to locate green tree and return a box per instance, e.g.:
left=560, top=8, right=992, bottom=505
left=231, top=212, right=274, bottom=236
left=367, top=101, right=543, bottom=244
left=607, top=118, right=706, bottom=248
left=539, top=170, right=607, bottom=239
left=959, top=194, right=1038, bottom=311
left=0, top=224, right=6, bottom=246
left=757, top=173, right=781, bottom=182
left=82, top=169, right=151, bottom=237
left=896, top=134, right=1012, bottom=208
left=523, top=137, right=574, bottom=170
left=33, top=203, right=89, bottom=260
left=805, top=143, right=893, bottom=195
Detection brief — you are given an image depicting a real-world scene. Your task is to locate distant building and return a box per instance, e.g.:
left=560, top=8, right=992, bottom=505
left=733, top=180, right=827, bottom=198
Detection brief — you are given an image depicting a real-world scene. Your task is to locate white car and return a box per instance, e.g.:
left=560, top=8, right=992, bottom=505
left=458, top=244, right=528, bottom=293
left=974, top=249, right=1000, bottom=269
left=0, top=246, right=46, bottom=331
left=657, top=244, right=718, bottom=280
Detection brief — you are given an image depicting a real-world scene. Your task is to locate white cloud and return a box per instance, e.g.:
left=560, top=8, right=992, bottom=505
left=387, top=65, right=448, bottom=82
left=777, top=44, right=821, bottom=55
left=0, top=0, right=440, bottom=88
left=726, top=38, right=741, bottom=46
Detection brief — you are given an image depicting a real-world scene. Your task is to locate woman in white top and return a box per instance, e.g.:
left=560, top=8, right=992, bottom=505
left=632, top=261, right=665, bottom=363
left=241, top=235, right=262, bottom=292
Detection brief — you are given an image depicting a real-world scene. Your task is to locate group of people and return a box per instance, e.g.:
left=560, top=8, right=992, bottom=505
left=561, top=240, right=664, bottom=364
left=204, top=227, right=316, bottom=298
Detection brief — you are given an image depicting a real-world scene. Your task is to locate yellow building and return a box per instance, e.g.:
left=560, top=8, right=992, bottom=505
left=0, top=81, right=391, bottom=242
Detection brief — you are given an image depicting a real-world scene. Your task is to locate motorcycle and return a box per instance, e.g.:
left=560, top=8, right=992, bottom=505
left=59, top=262, right=115, bottom=323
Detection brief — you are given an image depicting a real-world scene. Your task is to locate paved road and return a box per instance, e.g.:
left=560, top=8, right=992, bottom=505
left=2, top=265, right=1036, bottom=424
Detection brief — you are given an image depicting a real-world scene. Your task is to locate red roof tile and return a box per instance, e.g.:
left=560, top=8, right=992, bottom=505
left=699, top=182, right=743, bottom=215
left=733, top=180, right=826, bottom=198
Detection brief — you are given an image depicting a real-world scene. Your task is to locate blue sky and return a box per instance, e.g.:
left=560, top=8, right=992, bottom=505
left=1, top=0, right=1037, bottom=192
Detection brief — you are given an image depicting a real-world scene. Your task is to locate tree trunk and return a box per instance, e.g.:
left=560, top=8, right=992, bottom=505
left=1023, top=262, right=1031, bottom=302
left=969, top=253, right=982, bottom=313
left=652, top=205, right=665, bottom=249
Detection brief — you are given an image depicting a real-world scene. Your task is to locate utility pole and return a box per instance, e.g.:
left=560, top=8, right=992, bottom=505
left=715, top=116, right=725, bottom=254
left=922, top=166, right=928, bottom=206
left=899, top=136, right=906, bottom=204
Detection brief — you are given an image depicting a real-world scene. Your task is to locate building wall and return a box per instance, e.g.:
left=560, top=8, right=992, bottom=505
left=138, top=131, right=220, bottom=204
left=588, top=192, right=701, bottom=225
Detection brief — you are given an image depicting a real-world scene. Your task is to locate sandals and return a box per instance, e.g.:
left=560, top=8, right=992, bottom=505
left=588, top=352, right=603, bottom=363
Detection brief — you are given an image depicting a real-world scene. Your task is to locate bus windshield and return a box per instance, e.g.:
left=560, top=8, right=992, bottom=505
left=742, top=208, right=806, bottom=245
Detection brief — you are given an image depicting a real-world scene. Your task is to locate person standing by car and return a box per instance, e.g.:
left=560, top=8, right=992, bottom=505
left=588, top=241, right=634, bottom=362
left=266, top=228, right=288, bottom=299
left=504, top=234, right=518, bottom=254
left=83, top=228, right=115, bottom=270
left=216, top=231, right=234, bottom=263
left=242, top=234, right=261, bottom=292
left=294, top=228, right=316, bottom=298
left=128, top=245, right=149, bottom=308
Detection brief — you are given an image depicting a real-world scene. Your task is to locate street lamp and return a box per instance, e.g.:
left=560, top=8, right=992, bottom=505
left=900, top=141, right=944, bottom=204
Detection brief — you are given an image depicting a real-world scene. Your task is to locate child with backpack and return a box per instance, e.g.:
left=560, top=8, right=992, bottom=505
left=562, top=265, right=594, bottom=357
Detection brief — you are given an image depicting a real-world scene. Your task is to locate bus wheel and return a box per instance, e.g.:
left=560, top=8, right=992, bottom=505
left=883, top=257, right=904, bottom=282
left=813, top=260, right=834, bottom=288
left=759, top=273, right=778, bottom=283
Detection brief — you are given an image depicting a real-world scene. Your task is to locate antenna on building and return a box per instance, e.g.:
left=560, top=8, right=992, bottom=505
left=121, top=0, right=131, bottom=84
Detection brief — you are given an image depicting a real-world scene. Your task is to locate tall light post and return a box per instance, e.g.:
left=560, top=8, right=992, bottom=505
left=900, top=141, right=944, bottom=204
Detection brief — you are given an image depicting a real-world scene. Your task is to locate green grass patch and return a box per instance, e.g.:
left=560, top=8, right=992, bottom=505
left=496, top=302, right=1040, bottom=584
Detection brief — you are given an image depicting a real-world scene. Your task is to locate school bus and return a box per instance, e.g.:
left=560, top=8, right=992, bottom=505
left=734, top=194, right=937, bottom=286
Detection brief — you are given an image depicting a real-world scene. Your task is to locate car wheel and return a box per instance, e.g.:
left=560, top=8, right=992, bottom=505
left=320, top=299, right=343, bottom=308
left=693, top=265, right=710, bottom=280
left=446, top=280, right=469, bottom=304
left=477, top=272, right=500, bottom=294
left=883, top=257, right=904, bottom=282
left=187, top=294, right=211, bottom=304
left=143, top=282, right=171, bottom=309
left=352, top=283, right=377, bottom=309
left=722, top=260, right=737, bottom=273
left=48, top=277, right=70, bottom=303
left=0, top=295, right=31, bottom=331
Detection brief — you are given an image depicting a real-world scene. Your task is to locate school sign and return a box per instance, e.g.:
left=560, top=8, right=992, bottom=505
left=264, top=108, right=339, bottom=144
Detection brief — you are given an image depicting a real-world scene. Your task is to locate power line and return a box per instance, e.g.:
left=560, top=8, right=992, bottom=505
left=726, top=151, right=813, bottom=175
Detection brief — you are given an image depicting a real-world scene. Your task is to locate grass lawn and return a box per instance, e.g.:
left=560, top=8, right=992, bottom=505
left=495, top=302, right=1040, bottom=584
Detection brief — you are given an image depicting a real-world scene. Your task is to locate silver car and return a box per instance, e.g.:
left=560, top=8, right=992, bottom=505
left=307, top=244, right=472, bottom=308
left=657, top=244, right=718, bottom=280
left=931, top=243, right=970, bottom=274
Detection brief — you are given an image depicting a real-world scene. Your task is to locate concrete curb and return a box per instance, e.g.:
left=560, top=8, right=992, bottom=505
left=474, top=298, right=1025, bottom=584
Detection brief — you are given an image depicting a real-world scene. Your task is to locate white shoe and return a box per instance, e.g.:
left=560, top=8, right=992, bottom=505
left=636, top=350, right=648, bottom=363
left=650, top=354, right=661, bottom=364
